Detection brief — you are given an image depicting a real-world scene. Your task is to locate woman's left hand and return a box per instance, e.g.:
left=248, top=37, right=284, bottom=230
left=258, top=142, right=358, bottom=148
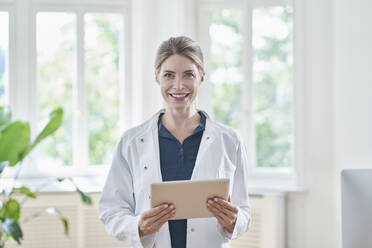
left=207, top=196, right=238, bottom=233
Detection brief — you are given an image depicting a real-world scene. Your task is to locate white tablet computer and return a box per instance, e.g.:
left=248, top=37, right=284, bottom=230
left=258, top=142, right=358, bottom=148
left=151, top=178, right=230, bottom=220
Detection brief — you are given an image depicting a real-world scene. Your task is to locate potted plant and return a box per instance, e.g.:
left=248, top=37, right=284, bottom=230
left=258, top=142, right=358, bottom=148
left=0, top=106, right=92, bottom=247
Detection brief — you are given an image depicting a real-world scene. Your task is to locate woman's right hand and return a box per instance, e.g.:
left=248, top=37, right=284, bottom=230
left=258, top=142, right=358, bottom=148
left=138, top=204, right=176, bottom=237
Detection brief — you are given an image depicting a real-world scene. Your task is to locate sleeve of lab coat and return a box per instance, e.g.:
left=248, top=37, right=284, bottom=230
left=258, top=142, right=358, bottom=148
left=98, top=138, right=156, bottom=248
left=217, top=137, right=252, bottom=239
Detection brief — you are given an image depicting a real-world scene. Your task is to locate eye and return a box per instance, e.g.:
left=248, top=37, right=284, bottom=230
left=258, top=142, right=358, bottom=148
left=185, top=72, right=195, bottom=78
left=164, top=72, right=174, bottom=78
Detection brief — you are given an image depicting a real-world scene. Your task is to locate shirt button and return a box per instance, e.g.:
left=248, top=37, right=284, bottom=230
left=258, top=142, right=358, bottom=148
left=191, top=228, right=195, bottom=232
left=144, top=165, right=148, bottom=170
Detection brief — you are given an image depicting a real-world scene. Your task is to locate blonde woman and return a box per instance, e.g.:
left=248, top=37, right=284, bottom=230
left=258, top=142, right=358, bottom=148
left=99, top=36, right=251, bottom=248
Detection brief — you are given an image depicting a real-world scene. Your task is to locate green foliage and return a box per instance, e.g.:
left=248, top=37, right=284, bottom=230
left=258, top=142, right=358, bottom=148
left=0, top=107, right=93, bottom=246
left=85, top=14, right=120, bottom=165
left=210, top=7, right=293, bottom=168
left=38, top=14, right=120, bottom=166
left=11, top=187, right=37, bottom=199
left=210, top=10, right=243, bottom=133
left=0, top=199, right=21, bottom=222
left=76, top=188, right=93, bottom=205
left=0, top=122, right=30, bottom=166
left=1, top=219, right=23, bottom=244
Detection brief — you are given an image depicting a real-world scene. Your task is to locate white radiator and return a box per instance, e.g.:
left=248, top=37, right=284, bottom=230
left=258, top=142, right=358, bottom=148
left=6, top=193, right=285, bottom=248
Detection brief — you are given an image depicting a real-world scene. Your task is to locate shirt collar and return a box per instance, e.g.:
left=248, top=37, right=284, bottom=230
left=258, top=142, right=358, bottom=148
left=158, top=111, right=206, bottom=139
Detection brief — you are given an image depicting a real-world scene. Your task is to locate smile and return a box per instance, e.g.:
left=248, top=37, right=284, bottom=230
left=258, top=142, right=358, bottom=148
left=168, top=93, right=190, bottom=101
left=169, top=93, right=190, bottom=98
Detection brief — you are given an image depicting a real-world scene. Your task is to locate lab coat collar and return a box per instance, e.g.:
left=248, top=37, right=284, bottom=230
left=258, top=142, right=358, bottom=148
left=135, top=109, right=217, bottom=182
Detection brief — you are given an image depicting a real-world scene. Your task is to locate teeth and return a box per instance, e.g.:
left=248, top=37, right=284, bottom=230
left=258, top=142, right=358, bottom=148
left=171, top=94, right=188, bottom=98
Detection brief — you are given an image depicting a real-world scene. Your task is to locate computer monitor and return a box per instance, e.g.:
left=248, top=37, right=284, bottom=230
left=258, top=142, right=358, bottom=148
left=341, top=169, right=372, bottom=248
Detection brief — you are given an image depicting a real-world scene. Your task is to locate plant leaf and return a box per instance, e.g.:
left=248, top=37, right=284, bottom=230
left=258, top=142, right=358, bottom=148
left=60, top=217, right=69, bottom=236
left=0, top=106, right=11, bottom=131
left=76, top=188, right=93, bottom=205
left=44, top=208, right=69, bottom=236
left=0, top=121, right=30, bottom=166
left=0, top=160, right=8, bottom=174
left=0, top=199, right=21, bottom=221
left=20, top=108, right=63, bottom=160
left=32, top=107, right=63, bottom=146
left=12, top=186, right=37, bottom=199
left=1, top=219, right=23, bottom=244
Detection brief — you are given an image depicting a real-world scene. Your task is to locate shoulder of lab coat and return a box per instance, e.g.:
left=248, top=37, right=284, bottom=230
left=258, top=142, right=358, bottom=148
left=98, top=110, right=163, bottom=248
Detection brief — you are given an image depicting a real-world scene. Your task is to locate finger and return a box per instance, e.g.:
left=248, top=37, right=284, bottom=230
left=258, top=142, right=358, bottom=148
left=154, top=207, right=176, bottom=225
left=214, top=198, right=238, bottom=214
left=145, top=205, right=175, bottom=226
left=228, top=195, right=231, bottom=202
left=207, top=201, right=231, bottom=226
left=209, top=201, right=236, bottom=220
left=142, top=204, right=169, bottom=218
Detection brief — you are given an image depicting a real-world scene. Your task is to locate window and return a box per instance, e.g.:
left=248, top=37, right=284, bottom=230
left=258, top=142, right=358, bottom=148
left=36, top=8, right=126, bottom=172
left=199, top=0, right=303, bottom=185
left=0, top=11, right=9, bottom=106
left=2, top=0, right=129, bottom=177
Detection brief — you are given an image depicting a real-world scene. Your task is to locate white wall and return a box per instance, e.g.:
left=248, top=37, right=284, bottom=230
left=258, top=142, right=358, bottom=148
left=130, top=0, right=197, bottom=124
left=289, top=0, right=372, bottom=247
left=287, top=0, right=337, bottom=247
left=333, top=0, right=372, bottom=246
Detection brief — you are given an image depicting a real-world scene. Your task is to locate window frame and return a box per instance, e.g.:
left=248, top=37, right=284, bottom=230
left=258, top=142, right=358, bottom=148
left=0, top=3, right=14, bottom=109
left=0, top=0, right=132, bottom=179
left=197, top=0, right=305, bottom=189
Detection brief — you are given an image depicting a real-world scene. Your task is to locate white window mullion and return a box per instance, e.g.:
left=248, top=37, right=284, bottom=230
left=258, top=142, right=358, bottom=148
left=293, top=0, right=305, bottom=187
left=74, top=10, right=88, bottom=170
left=242, top=3, right=257, bottom=172
left=197, top=6, right=212, bottom=113
left=120, top=9, right=130, bottom=130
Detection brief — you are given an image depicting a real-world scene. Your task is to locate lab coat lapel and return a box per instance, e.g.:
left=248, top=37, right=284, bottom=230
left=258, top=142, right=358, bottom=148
left=191, top=118, right=217, bottom=180
left=135, top=117, right=163, bottom=185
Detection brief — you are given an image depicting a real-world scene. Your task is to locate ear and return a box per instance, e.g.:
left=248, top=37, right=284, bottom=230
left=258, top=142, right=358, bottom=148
left=200, top=71, right=205, bottom=83
left=155, top=72, right=160, bottom=85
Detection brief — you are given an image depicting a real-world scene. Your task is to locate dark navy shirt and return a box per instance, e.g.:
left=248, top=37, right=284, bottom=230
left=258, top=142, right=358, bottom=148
left=158, top=111, right=206, bottom=248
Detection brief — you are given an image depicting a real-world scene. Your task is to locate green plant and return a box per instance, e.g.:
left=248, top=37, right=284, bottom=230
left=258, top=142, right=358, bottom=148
left=0, top=106, right=92, bottom=247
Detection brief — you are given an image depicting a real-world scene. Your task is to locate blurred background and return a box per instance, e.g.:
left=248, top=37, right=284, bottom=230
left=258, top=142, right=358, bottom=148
left=0, top=0, right=371, bottom=247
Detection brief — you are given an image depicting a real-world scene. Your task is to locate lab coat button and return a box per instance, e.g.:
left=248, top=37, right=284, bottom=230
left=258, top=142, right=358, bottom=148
left=191, top=228, right=195, bottom=232
left=144, top=165, right=148, bottom=170
left=206, top=136, right=210, bottom=140
left=140, top=138, right=144, bottom=142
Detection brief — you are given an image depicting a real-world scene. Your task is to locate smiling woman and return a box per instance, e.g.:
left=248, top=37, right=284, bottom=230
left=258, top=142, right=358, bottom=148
left=99, top=36, right=251, bottom=248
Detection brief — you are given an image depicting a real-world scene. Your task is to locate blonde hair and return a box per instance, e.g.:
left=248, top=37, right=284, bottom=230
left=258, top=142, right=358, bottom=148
left=154, top=36, right=204, bottom=76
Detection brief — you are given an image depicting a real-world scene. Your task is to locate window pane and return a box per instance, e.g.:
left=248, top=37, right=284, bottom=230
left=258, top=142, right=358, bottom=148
left=37, top=12, right=75, bottom=166
left=209, top=10, right=243, bottom=133
left=0, top=12, right=9, bottom=106
left=85, top=13, right=122, bottom=166
left=252, top=6, right=293, bottom=168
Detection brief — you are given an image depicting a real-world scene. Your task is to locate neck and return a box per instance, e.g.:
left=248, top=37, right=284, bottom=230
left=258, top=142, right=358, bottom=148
left=162, top=106, right=199, bottom=130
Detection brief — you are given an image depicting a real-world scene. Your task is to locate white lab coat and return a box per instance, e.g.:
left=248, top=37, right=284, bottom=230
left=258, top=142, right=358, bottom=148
left=99, top=109, right=251, bottom=248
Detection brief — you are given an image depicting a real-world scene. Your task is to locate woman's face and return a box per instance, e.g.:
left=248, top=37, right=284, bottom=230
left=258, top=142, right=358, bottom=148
left=156, top=54, right=204, bottom=111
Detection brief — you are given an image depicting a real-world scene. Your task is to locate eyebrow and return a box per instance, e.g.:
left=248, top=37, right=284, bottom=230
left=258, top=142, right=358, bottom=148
left=163, top=70, right=195, bottom=73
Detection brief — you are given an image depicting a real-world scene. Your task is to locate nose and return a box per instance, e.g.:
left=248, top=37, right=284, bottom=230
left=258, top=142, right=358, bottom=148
left=172, top=76, right=185, bottom=90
